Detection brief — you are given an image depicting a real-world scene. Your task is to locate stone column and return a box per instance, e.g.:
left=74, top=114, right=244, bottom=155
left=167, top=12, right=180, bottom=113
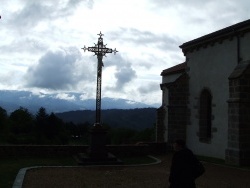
left=167, top=73, right=189, bottom=144
left=226, top=61, right=250, bottom=166
left=156, top=106, right=166, bottom=142
left=89, top=124, right=108, bottom=160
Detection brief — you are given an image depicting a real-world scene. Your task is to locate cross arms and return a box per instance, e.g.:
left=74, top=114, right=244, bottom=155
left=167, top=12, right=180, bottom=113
left=82, top=46, right=118, bottom=56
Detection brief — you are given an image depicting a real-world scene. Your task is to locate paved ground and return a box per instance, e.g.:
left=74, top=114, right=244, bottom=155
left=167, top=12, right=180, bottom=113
left=22, top=155, right=250, bottom=188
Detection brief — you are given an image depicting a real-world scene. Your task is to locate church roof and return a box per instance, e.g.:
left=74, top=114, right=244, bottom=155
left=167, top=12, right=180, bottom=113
left=161, top=62, right=186, bottom=76
left=180, top=19, right=250, bottom=55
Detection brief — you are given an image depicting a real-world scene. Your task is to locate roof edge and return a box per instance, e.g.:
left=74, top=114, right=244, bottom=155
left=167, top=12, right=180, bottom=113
left=180, top=19, right=250, bottom=54
left=161, top=62, right=186, bottom=76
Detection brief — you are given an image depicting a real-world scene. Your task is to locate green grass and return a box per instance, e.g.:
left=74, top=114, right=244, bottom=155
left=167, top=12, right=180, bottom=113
left=0, top=156, right=77, bottom=188
left=0, top=155, right=157, bottom=188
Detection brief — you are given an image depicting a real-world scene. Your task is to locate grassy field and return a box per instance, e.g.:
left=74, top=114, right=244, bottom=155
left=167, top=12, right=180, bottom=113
left=0, top=155, right=156, bottom=188
left=0, top=156, right=77, bottom=188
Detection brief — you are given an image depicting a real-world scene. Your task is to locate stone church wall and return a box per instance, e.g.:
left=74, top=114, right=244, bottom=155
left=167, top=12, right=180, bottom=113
left=166, top=73, right=189, bottom=144
left=185, top=38, right=237, bottom=159
left=226, top=61, right=250, bottom=165
left=160, top=72, right=185, bottom=143
left=160, top=20, right=250, bottom=164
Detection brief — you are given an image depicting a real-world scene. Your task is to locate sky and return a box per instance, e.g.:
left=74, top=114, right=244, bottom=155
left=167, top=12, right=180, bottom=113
left=0, top=0, right=250, bottom=106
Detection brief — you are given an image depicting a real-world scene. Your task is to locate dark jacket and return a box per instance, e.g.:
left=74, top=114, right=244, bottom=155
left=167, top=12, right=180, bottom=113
left=169, top=148, right=197, bottom=188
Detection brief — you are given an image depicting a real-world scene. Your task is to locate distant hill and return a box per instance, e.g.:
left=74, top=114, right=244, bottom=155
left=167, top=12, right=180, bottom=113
left=0, top=90, right=159, bottom=114
left=56, top=108, right=157, bottom=130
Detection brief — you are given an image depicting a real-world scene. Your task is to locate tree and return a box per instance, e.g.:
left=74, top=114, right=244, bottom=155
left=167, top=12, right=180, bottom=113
left=66, top=121, right=90, bottom=145
left=8, top=107, right=35, bottom=144
left=108, top=127, right=137, bottom=145
left=47, top=112, right=69, bottom=144
left=35, top=107, right=70, bottom=144
left=134, top=127, right=155, bottom=142
left=35, top=107, right=49, bottom=144
left=36, top=107, right=49, bottom=123
left=0, top=106, right=7, bottom=121
left=0, top=107, right=9, bottom=143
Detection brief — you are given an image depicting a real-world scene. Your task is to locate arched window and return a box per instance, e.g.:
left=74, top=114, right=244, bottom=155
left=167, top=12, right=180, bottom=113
left=199, top=89, right=212, bottom=142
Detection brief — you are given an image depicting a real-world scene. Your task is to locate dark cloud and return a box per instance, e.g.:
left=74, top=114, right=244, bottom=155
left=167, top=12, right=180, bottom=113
left=7, top=0, right=89, bottom=30
left=104, top=54, right=137, bottom=91
left=114, top=66, right=136, bottom=89
left=138, top=82, right=159, bottom=94
left=25, top=47, right=94, bottom=90
left=9, top=2, right=53, bottom=29
left=67, top=0, right=94, bottom=9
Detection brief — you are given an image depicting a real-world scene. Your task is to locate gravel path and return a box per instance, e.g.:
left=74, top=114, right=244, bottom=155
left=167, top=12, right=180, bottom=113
left=22, top=155, right=250, bottom=188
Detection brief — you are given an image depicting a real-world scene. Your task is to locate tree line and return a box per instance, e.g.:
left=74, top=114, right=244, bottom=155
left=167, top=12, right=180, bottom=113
left=0, top=106, right=155, bottom=145
left=56, top=108, right=157, bottom=131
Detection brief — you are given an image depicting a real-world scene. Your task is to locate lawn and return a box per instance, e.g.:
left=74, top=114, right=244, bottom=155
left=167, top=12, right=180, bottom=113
left=0, top=155, right=156, bottom=188
left=0, top=156, right=77, bottom=188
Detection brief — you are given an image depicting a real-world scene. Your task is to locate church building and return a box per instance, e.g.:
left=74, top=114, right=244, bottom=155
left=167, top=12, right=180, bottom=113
left=156, top=19, right=250, bottom=166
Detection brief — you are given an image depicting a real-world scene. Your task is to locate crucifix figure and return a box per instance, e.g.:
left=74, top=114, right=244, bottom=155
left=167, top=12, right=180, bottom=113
left=82, top=32, right=118, bottom=126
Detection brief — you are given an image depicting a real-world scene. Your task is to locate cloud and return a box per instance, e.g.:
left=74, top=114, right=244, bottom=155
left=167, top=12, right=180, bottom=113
left=150, top=0, right=211, bottom=8
left=0, top=37, right=48, bottom=54
left=113, top=66, right=136, bottom=90
left=0, top=71, right=22, bottom=87
left=55, top=93, right=76, bottom=101
left=7, top=0, right=89, bottom=30
left=3, top=0, right=250, bottom=106
left=25, top=47, right=94, bottom=90
left=138, top=82, right=159, bottom=94
left=103, top=54, right=137, bottom=91
left=8, top=1, right=53, bottom=29
left=67, top=0, right=94, bottom=9
left=110, top=28, right=181, bottom=52
left=148, top=0, right=250, bottom=41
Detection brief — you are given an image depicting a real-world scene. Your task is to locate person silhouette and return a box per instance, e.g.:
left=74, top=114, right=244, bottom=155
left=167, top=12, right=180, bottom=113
left=169, top=139, right=204, bottom=188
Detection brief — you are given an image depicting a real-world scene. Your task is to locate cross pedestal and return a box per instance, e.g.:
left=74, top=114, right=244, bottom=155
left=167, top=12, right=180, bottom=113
left=76, top=124, right=122, bottom=165
left=88, top=124, right=108, bottom=160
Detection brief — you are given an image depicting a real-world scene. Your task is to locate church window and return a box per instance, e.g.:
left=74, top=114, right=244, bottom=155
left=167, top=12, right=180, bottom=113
left=199, top=89, right=212, bottom=142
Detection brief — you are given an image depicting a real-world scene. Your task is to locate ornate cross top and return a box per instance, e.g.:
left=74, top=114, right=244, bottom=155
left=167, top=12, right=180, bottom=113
left=81, top=32, right=118, bottom=125
left=82, top=32, right=118, bottom=59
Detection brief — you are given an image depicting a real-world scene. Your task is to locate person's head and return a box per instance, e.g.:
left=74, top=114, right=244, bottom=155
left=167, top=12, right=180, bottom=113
left=173, top=139, right=186, bottom=151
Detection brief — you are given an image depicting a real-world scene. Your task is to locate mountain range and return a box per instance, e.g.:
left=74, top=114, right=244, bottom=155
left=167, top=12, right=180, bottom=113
left=0, top=90, right=159, bottom=114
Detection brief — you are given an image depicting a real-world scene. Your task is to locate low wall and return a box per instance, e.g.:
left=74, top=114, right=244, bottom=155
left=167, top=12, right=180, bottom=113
left=0, top=142, right=167, bottom=157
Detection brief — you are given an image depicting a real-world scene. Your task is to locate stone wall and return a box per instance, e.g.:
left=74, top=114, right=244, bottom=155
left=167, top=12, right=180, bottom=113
left=0, top=143, right=167, bottom=158
left=167, top=73, right=189, bottom=143
left=226, top=61, right=250, bottom=166
left=0, top=145, right=88, bottom=157
left=156, top=106, right=166, bottom=142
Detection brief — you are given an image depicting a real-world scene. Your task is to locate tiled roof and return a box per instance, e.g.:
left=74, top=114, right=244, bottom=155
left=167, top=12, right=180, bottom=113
left=161, top=62, right=186, bottom=76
